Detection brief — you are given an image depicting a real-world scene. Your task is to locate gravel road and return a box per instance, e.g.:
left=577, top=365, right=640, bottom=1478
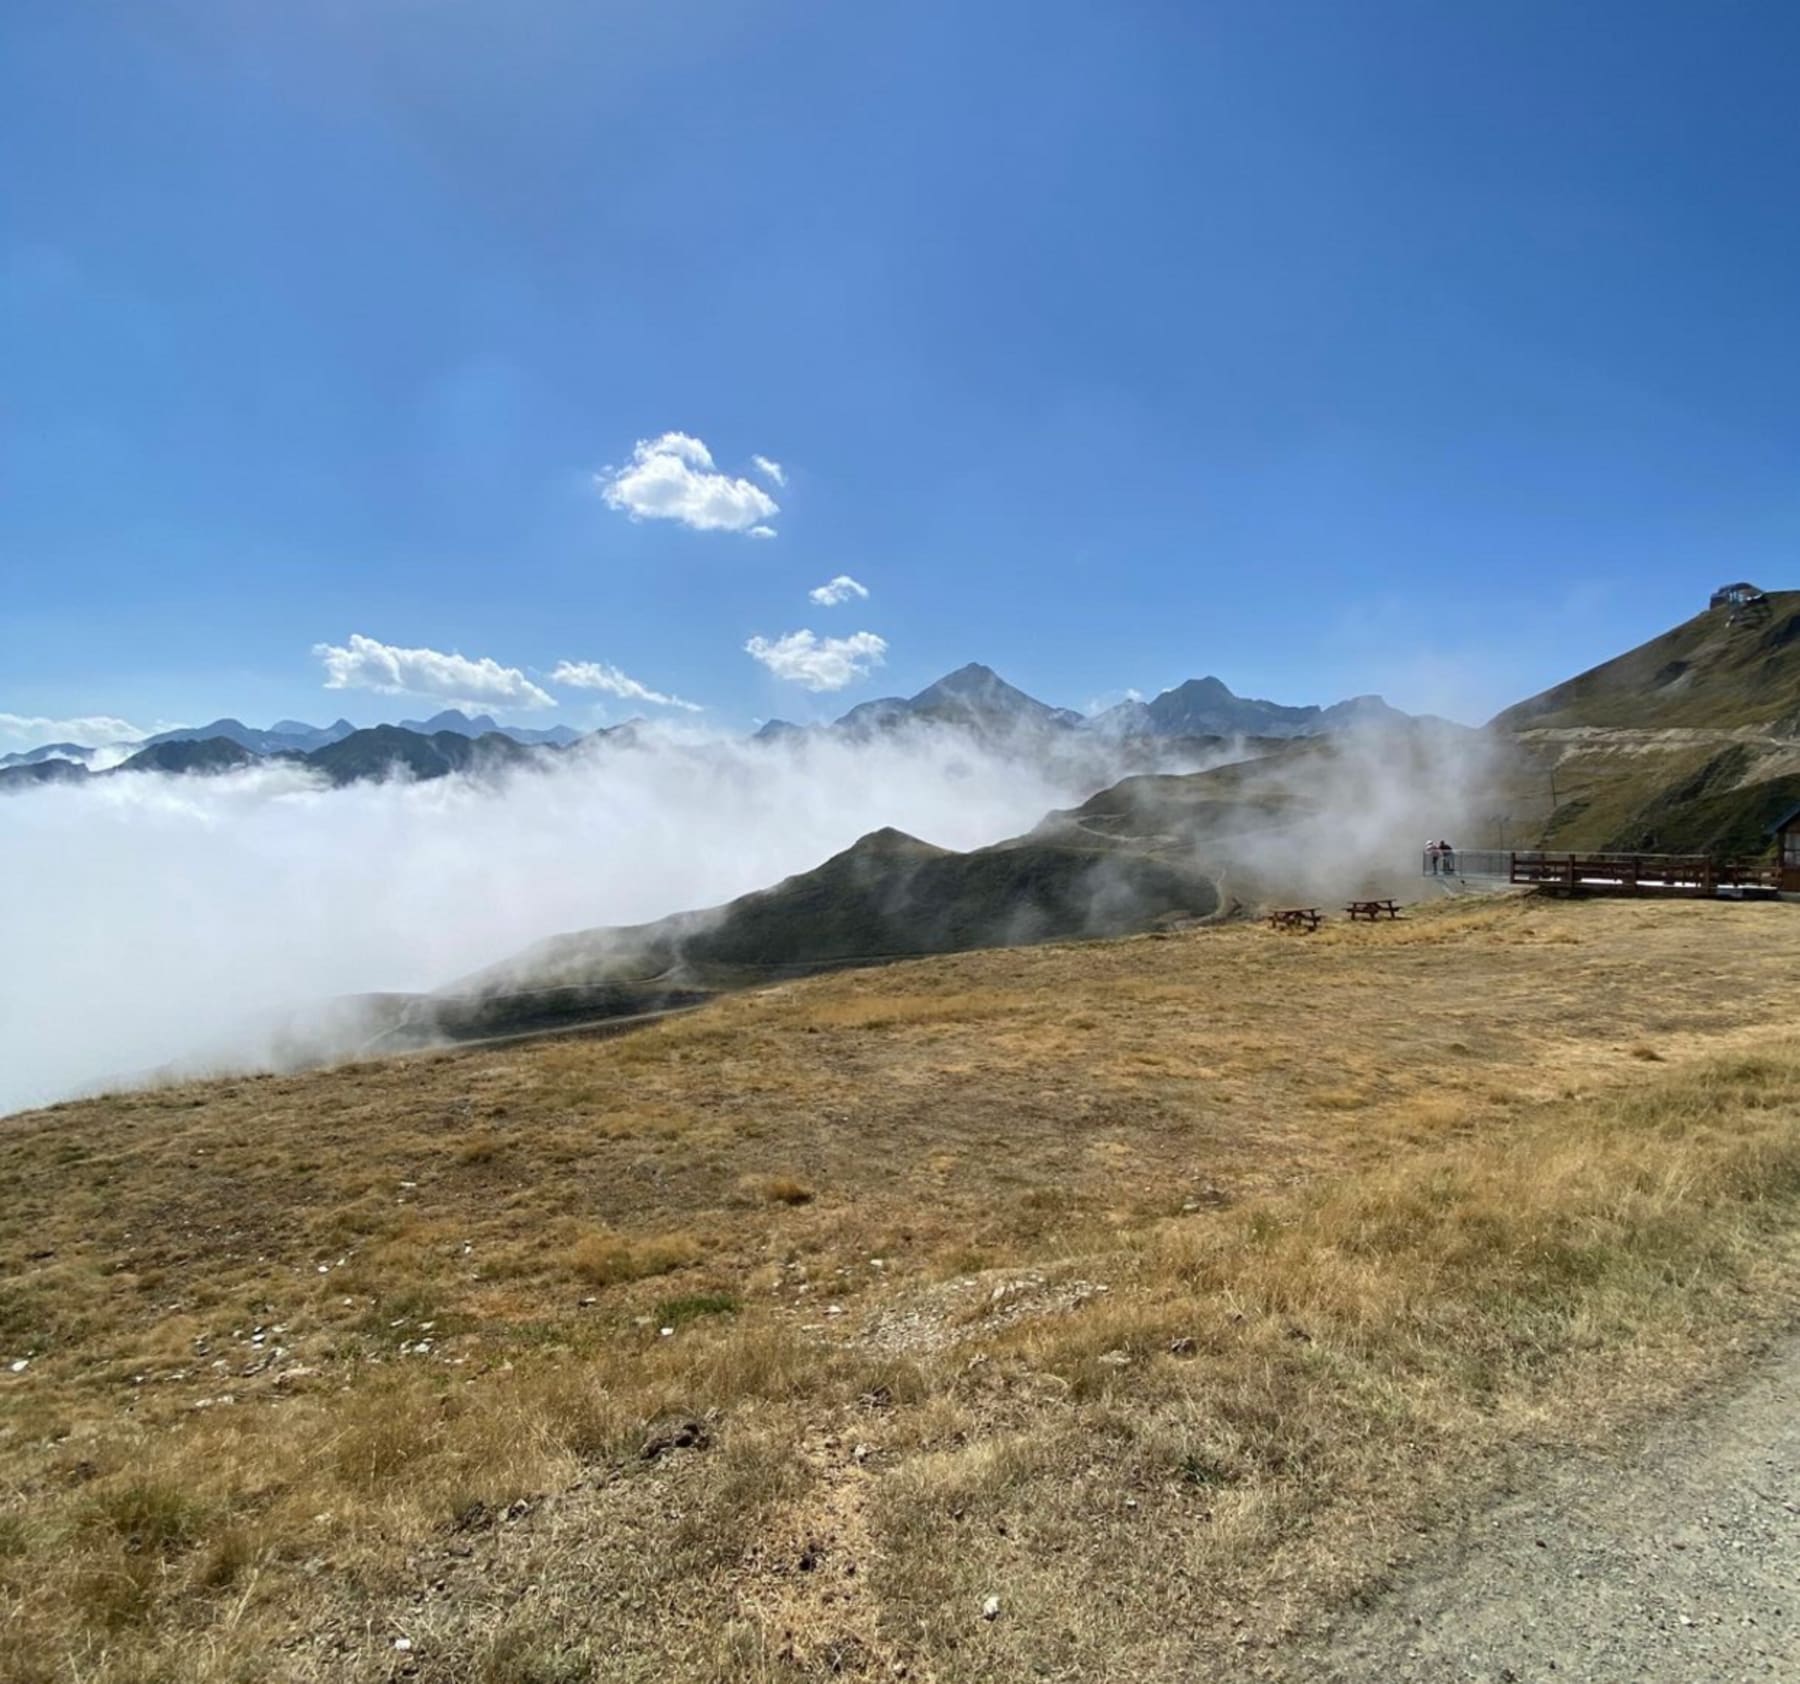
left=1284, top=1341, right=1800, bottom=1682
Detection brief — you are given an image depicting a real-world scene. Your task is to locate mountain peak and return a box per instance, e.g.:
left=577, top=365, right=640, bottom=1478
left=1168, top=676, right=1236, bottom=699
left=843, top=825, right=943, bottom=859
left=930, top=661, right=1002, bottom=688
left=907, top=664, right=1079, bottom=729
left=909, top=663, right=1012, bottom=704
left=401, top=708, right=503, bottom=736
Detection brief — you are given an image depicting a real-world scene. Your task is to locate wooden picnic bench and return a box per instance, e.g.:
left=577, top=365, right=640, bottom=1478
left=1345, top=898, right=1402, bottom=921
left=1267, top=907, right=1323, bottom=933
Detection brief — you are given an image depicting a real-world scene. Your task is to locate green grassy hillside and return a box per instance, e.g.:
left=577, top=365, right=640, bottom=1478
left=472, top=827, right=1219, bottom=1003
left=328, top=829, right=1223, bottom=1055
left=1594, top=750, right=1800, bottom=856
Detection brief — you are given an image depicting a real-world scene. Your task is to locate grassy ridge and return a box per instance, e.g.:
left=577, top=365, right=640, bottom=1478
left=470, top=828, right=1219, bottom=996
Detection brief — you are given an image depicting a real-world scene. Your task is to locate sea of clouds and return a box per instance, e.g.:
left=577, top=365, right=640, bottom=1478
left=0, top=715, right=1504, bottom=1115
left=0, top=728, right=1098, bottom=1114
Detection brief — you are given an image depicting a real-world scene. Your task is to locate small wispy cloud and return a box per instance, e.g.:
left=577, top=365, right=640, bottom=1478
left=808, top=574, right=869, bottom=607
left=599, top=432, right=780, bottom=536
left=0, top=712, right=151, bottom=749
left=744, top=629, right=888, bottom=692
left=549, top=660, right=702, bottom=713
left=314, top=634, right=556, bottom=710
left=751, top=454, right=786, bottom=488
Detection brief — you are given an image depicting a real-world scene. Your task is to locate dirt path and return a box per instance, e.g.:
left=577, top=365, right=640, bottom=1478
left=1284, top=1340, right=1800, bottom=1682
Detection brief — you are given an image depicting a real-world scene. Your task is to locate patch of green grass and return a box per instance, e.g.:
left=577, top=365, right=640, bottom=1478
left=83, top=1481, right=206, bottom=1556
left=655, top=1291, right=740, bottom=1327
left=353, top=1289, right=446, bottom=1348
left=0, top=1512, right=29, bottom=1557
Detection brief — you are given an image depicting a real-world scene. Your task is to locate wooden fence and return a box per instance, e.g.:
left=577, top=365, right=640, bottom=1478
left=1422, top=849, right=1778, bottom=896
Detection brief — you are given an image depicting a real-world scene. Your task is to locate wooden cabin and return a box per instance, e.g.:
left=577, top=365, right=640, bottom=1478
left=1771, top=803, right=1800, bottom=893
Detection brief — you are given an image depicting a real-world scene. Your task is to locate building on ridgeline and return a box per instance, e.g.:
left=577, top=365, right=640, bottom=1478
left=1709, top=581, right=1771, bottom=627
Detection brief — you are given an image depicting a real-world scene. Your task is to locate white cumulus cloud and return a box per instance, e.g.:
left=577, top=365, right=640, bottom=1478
left=744, top=629, right=888, bottom=692
left=751, top=454, right=786, bottom=487
left=0, top=712, right=151, bottom=749
left=549, top=660, right=702, bottom=713
left=808, top=574, right=870, bottom=607
left=599, top=431, right=780, bottom=535
left=313, top=634, right=556, bottom=711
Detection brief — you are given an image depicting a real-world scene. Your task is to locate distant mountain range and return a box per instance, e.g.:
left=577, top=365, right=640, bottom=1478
left=0, top=722, right=566, bottom=792
left=2, top=672, right=1425, bottom=792
left=756, top=664, right=1419, bottom=745
left=0, top=740, right=100, bottom=766
left=0, top=706, right=588, bottom=785
left=121, top=708, right=584, bottom=757
left=1090, top=678, right=1418, bottom=740
left=137, top=717, right=360, bottom=755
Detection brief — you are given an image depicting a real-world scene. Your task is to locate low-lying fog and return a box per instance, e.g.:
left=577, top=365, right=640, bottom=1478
left=0, top=729, right=1135, bottom=1114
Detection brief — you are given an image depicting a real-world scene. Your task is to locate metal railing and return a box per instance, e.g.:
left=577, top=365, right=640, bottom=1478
left=1420, top=848, right=1508, bottom=879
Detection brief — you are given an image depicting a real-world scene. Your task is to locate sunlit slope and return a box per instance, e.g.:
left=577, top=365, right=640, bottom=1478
left=1493, top=591, right=1800, bottom=732
left=7, top=897, right=1800, bottom=1680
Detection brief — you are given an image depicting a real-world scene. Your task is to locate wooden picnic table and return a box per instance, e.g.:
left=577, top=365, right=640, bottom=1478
left=1345, top=898, right=1403, bottom=921
left=1267, top=907, right=1323, bottom=933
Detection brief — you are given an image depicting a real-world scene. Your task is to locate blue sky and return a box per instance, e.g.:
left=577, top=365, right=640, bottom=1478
left=4, top=0, right=1798, bottom=744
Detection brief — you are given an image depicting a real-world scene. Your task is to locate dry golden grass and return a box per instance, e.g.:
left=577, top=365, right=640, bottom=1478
left=737, top=1173, right=817, bottom=1208
left=3, top=894, right=1800, bottom=1680
left=568, top=1227, right=703, bottom=1288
